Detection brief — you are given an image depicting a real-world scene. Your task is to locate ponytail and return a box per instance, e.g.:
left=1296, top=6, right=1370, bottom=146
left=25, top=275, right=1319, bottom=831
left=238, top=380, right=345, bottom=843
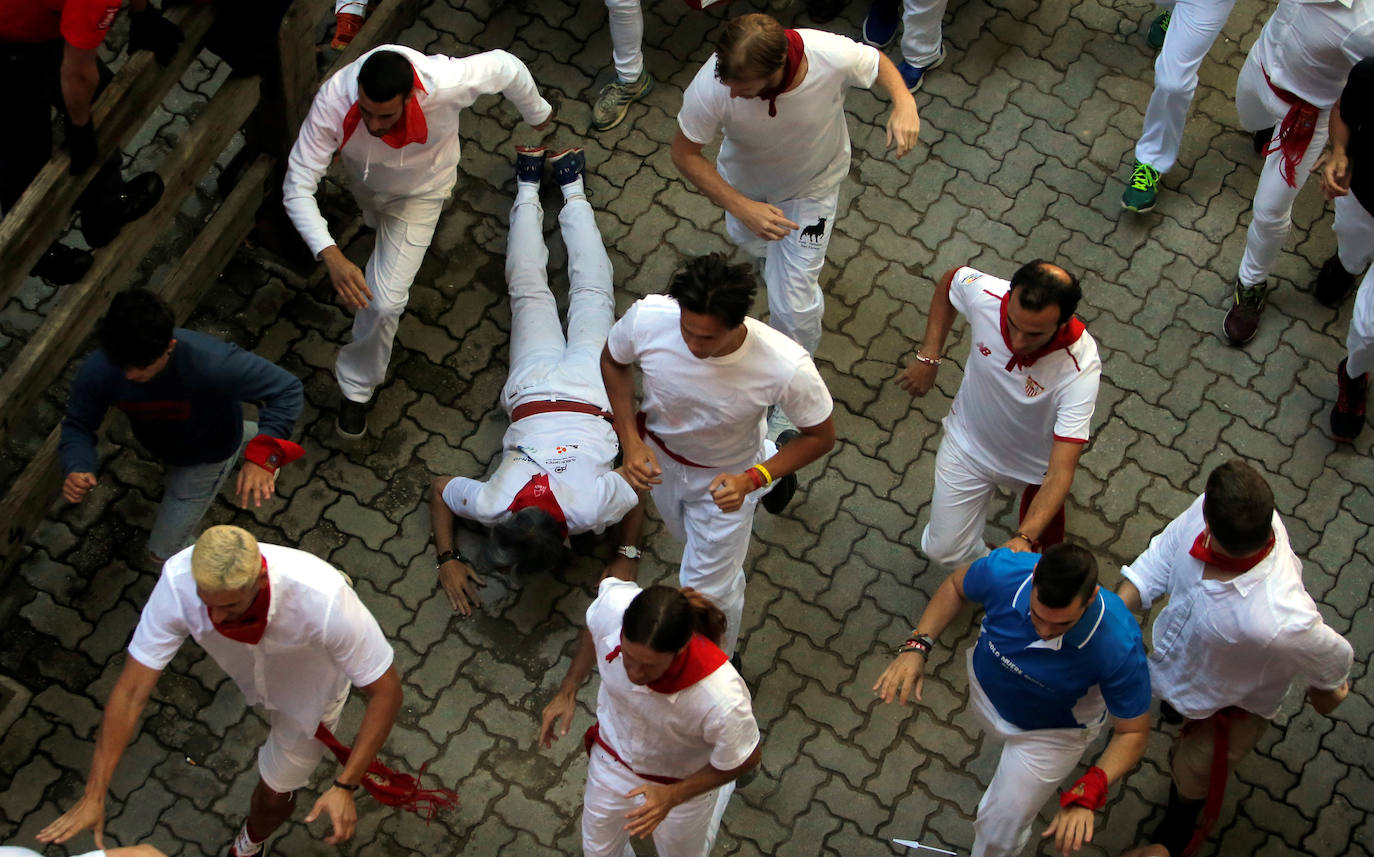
left=622, top=585, right=727, bottom=652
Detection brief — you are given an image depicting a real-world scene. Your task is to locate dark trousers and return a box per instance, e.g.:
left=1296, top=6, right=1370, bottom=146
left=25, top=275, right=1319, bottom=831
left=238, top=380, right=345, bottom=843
left=0, top=39, right=126, bottom=239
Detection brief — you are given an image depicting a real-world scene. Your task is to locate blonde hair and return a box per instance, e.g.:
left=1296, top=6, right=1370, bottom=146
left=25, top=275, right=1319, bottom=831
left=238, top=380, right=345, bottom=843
left=191, top=525, right=262, bottom=592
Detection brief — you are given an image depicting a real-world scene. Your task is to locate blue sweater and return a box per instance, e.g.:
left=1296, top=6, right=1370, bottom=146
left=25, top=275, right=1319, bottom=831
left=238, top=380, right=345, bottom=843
left=60, top=329, right=303, bottom=473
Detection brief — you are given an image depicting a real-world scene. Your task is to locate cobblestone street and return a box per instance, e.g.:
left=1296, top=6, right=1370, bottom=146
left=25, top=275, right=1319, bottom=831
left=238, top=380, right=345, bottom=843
left=1, top=0, right=1371, bottom=855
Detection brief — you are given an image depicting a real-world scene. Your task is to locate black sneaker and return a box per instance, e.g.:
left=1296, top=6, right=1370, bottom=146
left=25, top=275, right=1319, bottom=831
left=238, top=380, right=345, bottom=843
left=1332, top=358, right=1367, bottom=443
left=30, top=244, right=93, bottom=284
left=1314, top=254, right=1358, bottom=308
left=121, top=172, right=164, bottom=222
left=1252, top=127, right=1274, bottom=156
left=337, top=398, right=368, bottom=439
left=761, top=430, right=799, bottom=514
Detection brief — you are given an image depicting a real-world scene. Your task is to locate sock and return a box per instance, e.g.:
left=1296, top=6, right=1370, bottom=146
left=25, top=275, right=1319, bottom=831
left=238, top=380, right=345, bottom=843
left=231, top=822, right=266, bottom=857
left=560, top=177, right=586, bottom=201
left=515, top=181, right=540, bottom=204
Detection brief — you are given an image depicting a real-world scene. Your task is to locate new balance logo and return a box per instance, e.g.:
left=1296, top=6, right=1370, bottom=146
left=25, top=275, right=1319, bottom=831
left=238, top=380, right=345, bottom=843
left=977, top=343, right=991, bottom=357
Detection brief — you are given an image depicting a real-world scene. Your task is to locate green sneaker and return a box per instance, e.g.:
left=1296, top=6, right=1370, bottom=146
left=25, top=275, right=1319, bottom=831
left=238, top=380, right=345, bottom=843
left=591, top=71, right=654, bottom=132
left=1147, top=9, right=1171, bottom=49
left=1122, top=161, right=1161, bottom=212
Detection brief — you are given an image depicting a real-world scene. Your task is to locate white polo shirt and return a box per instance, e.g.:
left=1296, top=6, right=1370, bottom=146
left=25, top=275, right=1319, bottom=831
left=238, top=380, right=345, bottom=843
left=605, top=295, right=833, bottom=469
left=128, top=544, right=395, bottom=735
left=1122, top=497, right=1353, bottom=720
left=1251, top=0, right=1374, bottom=109
left=942, top=266, right=1101, bottom=486
left=442, top=412, right=638, bottom=535
left=677, top=29, right=880, bottom=203
left=587, top=578, right=760, bottom=780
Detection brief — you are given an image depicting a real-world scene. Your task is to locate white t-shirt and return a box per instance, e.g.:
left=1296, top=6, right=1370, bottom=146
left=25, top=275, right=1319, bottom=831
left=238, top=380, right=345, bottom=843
left=677, top=29, right=880, bottom=203
left=1121, top=497, right=1353, bottom=720
left=587, top=578, right=760, bottom=779
left=441, top=412, right=638, bottom=535
left=942, top=266, right=1101, bottom=485
left=1252, top=0, right=1374, bottom=109
left=128, top=544, right=395, bottom=735
left=605, top=295, right=833, bottom=468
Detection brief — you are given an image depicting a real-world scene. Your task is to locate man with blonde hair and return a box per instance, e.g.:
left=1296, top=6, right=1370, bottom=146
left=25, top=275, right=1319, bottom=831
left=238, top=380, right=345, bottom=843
left=39, top=526, right=409, bottom=857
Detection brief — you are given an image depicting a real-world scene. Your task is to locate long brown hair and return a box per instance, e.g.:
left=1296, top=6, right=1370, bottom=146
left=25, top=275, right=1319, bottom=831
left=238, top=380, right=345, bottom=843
left=622, top=585, right=727, bottom=651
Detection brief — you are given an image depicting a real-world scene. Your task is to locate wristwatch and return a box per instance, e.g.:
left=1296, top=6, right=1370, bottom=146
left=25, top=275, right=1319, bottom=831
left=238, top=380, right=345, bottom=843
left=617, top=545, right=641, bottom=559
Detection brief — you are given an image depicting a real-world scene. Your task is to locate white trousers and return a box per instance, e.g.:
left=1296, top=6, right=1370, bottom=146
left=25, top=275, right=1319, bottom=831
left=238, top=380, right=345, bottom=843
left=1235, top=49, right=1331, bottom=287
left=501, top=192, right=615, bottom=412
left=258, top=687, right=349, bottom=793
left=1339, top=196, right=1374, bottom=375
left=966, top=649, right=1101, bottom=857
left=582, top=746, right=732, bottom=857
left=898, top=0, right=951, bottom=67
left=725, top=193, right=838, bottom=354
left=336, top=190, right=448, bottom=403
left=1134, top=0, right=1238, bottom=173
left=605, top=0, right=645, bottom=83
left=921, top=435, right=1028, bottom=570
left=650, top=440, right=777, bottom=656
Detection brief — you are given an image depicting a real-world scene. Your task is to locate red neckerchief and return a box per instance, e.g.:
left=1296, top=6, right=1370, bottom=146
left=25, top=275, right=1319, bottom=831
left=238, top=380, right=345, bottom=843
left=339, top=68, right=429, bottom=152
left=1261, top=64, right=1319, bottom=188
left=999, top=291, right=1085, bottom=371
left=757, top=30, right=805, bottom=118
left=1189, top=531, right=1275, bottom=574
left=210, top=557, right=270, bottom=644
left=604, top=633, right=729, bottom=693
left=509, top=473, right=569, bottom=537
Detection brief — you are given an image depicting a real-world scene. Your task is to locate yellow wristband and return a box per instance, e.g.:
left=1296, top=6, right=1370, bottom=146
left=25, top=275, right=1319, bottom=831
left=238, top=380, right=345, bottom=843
left=752, top=463, right=772, bottom=485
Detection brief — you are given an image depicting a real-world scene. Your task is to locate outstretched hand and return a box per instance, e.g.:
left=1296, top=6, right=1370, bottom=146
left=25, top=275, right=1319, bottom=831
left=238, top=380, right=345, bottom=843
left=872, top=651, right=926, bottom=705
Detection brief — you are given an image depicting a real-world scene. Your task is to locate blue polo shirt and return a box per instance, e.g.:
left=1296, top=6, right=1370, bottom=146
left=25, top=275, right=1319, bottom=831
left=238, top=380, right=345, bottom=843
left=964, top=550, right=1151, bottom=731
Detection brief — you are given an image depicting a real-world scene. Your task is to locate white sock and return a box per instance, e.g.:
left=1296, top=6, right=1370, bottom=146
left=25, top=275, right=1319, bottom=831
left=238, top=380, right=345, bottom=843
left=232, top=824, right=264, bottom=857
left=560, top=177, right=585, bottom=201
left=515, top=181, right=540, bottom=204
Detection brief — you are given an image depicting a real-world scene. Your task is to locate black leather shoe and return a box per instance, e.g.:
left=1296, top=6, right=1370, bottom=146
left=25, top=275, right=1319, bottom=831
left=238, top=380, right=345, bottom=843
left=761, top=430, right=800, bottom=514
left=337, top=398, right=368, bottom=439
left=1314, top=254, right=1358, bottom=308
left=30, top=244, right=93, bottom=284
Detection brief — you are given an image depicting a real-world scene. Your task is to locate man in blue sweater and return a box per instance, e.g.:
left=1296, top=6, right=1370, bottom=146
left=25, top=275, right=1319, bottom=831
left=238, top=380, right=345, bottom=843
left=60, top=289, right=305, bottom=562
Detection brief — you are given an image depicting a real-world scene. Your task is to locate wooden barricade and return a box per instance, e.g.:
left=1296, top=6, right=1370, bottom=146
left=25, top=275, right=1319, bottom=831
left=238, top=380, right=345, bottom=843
left=0, top=0, right=421, bottom=576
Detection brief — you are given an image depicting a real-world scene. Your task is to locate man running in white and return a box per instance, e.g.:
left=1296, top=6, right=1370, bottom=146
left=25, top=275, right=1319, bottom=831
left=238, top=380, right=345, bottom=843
left=37, top=526, right=405, bottom=857
left=898, top=261, right=1101, bottom=570
left=1116, top=460, right=1352, bottom=856
left=671, top=13, right=920, bottom=358
left=601, top=254, right=836, bottom=655
left=540, top=576, right=761, bottom=857
left=429, top=146, right=641, bottom=613
left=284, top=45, right=552, bottom=437
left=1221, top=0, right=1374, bottom=344
left=1119, top=0, right=1261, bottom=212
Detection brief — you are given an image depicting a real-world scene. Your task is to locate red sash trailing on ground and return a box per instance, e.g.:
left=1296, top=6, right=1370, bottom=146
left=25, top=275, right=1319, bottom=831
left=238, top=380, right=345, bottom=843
left=998, top=291, right=1086, bottom=371
left=314, top=726, right=460, bottom=819
left=1188, top=531, right=1274, bottom=573
left=756, top=29, right=805, bottom=118
left=1260, top=65, right=1319, bottom=188
left=339, top=68, right=429, bottom=151
left=587, top=634, right=730, bottom=782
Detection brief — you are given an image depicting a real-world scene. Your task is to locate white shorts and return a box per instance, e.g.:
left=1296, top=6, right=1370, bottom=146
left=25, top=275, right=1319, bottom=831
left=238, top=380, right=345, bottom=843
left=257, top=689, right=349, bottom=793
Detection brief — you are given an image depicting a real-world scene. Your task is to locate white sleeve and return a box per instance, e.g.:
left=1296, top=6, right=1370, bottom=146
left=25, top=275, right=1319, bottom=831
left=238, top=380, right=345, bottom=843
left=1272, top=610, right=1353, bottom=692
left=946, top=266, right=980, bottom=316
left=282, top=77, right=349, bottom=259
left=583, top=471, right=640, bottom=534
left=442, top=475, right=507, bottom=526
left=1052, top=354, right=1100, bottom=443
left=605, top=301, right=643, bottom=366
left=126, top=570, right=190, bottom=671
left=703, top=680, right=761, bottom=771
left=323, top=585, right=395, bottom=689
left=1121, top=501, right=1197, bottom=610
left=431, top=49, right=552, bottom=125
left=845, top=37, right=881, bottom=88
left=586, top=578, right=640, bottom=642
left=777, top=359, right=834, bottom=430
left=677, top=59, right=725, bottom=146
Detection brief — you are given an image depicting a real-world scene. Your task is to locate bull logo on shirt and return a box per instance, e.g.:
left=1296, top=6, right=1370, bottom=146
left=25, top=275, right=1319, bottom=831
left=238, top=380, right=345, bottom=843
left=1025, top=376, right=1045, bottom=397
left=799, top=217, right=827, bottom=244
